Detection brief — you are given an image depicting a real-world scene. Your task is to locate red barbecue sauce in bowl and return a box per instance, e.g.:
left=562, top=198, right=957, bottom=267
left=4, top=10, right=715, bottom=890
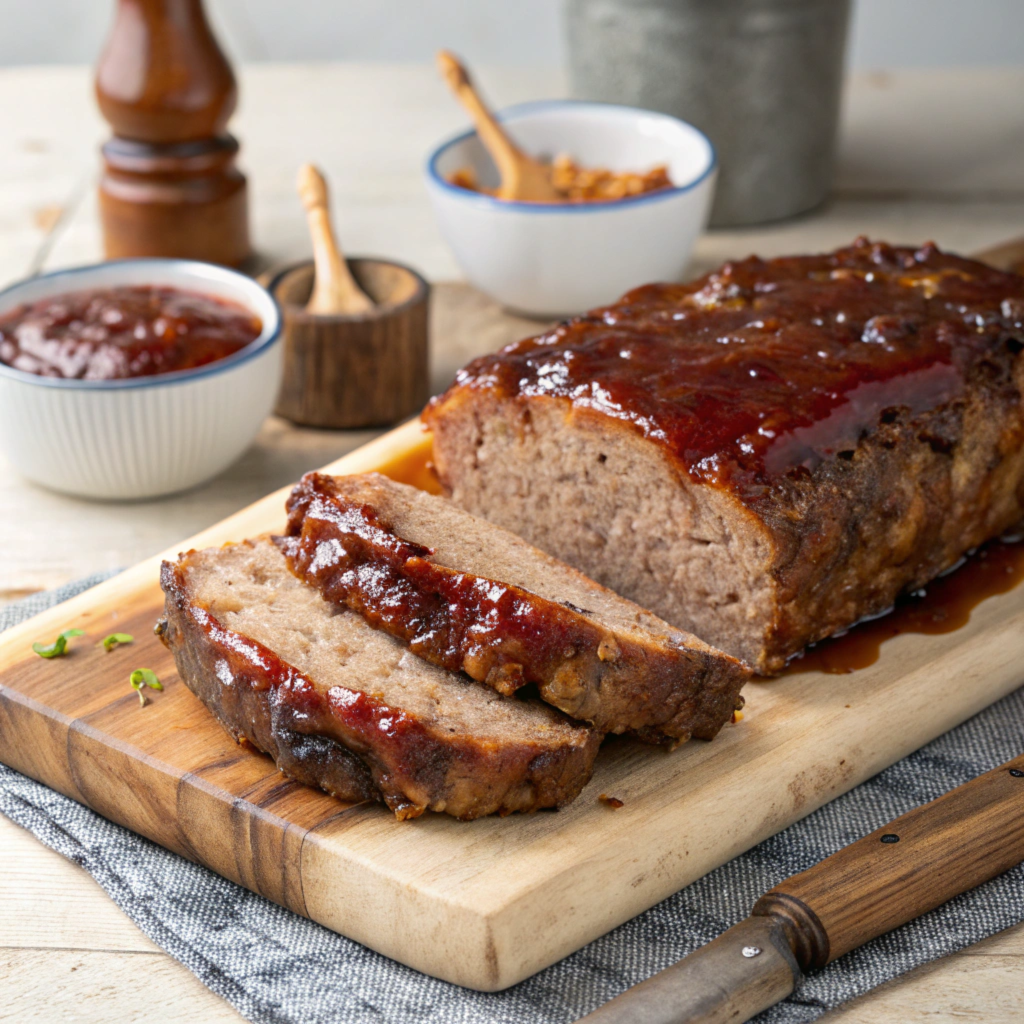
left=0, top=285, right=262, bottom=381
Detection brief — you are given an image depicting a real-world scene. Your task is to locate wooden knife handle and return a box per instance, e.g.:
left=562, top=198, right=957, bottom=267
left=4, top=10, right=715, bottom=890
left=754, top=753, right=1024, bottom=970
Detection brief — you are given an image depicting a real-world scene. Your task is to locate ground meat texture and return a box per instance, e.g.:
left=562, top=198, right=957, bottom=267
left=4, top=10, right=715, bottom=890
left=425, top=238, right=1024, bottom=673
left=279, top=472, right=747, bottom=744
left=158, top=539, right=600, bottom=820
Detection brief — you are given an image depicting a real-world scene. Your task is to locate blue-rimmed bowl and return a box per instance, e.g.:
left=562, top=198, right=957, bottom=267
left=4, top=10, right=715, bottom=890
left=425, top=100, right=717, bottom=317
left=0, top=259, right=282, bottom=500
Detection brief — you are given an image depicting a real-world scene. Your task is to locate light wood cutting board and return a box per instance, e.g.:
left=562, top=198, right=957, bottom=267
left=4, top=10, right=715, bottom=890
left=1, top=419, right=1022, bottom=991
left=2, top=240, right=1024, bottom=992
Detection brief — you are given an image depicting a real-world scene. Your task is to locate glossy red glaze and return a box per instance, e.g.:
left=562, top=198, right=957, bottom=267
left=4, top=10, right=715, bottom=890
left=179, top=584, right=441, bottom=775
left=0, top=285, right=261, bottom=380
left=159, top=547, right=601, bottom=818
left=440, top=239, right=1024, bottom=497
left=281, top=473, right=591, bottom=696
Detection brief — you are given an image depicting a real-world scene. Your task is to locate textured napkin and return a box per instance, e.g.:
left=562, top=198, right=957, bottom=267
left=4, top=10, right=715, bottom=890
left=1, top=574, right=1022, bottom=1024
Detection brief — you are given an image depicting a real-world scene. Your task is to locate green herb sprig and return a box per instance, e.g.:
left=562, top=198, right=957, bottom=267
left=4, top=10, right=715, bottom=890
left=130, top=668, right=163, bottom=706
left=32, top=629, right=85, bottom=659
left=98, top=633, right=134, bottom=652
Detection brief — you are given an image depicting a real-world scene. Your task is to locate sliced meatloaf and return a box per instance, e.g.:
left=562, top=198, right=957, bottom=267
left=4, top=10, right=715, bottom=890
left=279, top=471, right=747, bottom=745
left=424, top=239, right=1024, bottom=673
left=158, top=539, right=600, bottom=820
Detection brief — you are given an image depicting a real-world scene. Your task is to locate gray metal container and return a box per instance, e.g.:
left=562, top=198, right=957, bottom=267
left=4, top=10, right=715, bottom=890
left=565, top=0, right=851, bottom=226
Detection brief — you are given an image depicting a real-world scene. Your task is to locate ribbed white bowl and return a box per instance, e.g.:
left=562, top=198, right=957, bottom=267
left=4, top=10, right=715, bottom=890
left=425, top=101, right=717, bottom=317
left=0, top=260, right=282, bottom=500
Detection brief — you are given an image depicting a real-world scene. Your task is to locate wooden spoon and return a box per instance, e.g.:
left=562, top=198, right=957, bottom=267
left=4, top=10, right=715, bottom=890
left=296, top=164, right=375, bottom=316
left=436, top=50, right=561, bottom=203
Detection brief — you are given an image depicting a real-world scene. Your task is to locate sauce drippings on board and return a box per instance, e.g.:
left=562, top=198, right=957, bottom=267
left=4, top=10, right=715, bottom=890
left=377, top=436, right=444, bottom=495
left=786, top=535, right=1024, bottom=675
left=0, top=285, right=261, bottom=380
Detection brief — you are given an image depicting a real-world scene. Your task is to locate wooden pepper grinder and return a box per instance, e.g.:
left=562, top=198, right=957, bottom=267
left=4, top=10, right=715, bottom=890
left=95, top=0, right=251, bottom=266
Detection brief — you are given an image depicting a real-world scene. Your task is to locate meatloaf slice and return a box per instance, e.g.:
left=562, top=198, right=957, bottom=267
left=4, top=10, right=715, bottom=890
left=279, top=472, right=747, bottom=745
left=158, top=538, right=600, bottom=820
left=424, top=239, right=1024, bottom=673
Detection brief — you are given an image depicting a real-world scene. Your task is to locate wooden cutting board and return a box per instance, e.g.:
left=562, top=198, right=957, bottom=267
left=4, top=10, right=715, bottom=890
left=1, top=418, right=1023, bottom=991
left=2, top=239, right=1024, bottom=992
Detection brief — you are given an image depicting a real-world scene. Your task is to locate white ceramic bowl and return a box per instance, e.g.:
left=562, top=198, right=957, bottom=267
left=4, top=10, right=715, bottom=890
left=0, top=259, right=282, bottom=500
left=425, top=100, right=717, bottom=318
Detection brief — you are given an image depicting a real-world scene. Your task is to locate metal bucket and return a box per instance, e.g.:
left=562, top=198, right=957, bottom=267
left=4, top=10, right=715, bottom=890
left=565, top=0, right=851, bottom=226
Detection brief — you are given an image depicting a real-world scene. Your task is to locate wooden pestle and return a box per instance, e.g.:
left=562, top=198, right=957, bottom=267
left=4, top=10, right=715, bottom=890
left=297, top=164, right=375, bottom=316
left=436, top=51, right=561, bottom=203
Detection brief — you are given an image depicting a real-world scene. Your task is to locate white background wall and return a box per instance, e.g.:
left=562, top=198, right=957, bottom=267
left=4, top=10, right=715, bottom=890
left=1, top=0, right=1023, bottom=69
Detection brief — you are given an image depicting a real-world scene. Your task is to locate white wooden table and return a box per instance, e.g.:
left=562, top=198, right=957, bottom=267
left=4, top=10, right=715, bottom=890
left=1, top=63, right=1023, bottom=1023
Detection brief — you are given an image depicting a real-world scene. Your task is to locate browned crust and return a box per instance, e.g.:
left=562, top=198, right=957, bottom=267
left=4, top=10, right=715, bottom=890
left=280, top=472, right=748, bottom=743
left=757, top=342, right=1024, bottom=669
left=158, top=546, right=601, bottom=820
left=424, top=243, right=1024, bottom=674
left=428, top=358, right=1024, bottom=674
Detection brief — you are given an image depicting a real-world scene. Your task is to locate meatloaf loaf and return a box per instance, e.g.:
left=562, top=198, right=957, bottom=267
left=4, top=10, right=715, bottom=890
left=279, top=471, right=747, bottom=744
left=158, top=539, right=600, bottom=820
left=425, top=239, right=1024, bottom=673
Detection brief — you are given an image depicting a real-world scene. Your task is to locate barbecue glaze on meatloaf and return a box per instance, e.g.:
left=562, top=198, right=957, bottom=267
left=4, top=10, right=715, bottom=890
left=158, top=539, right=600, bottom=820
left=279, top=472, right=747, bottom=744
left=425, top=239, right=1024, bottom=673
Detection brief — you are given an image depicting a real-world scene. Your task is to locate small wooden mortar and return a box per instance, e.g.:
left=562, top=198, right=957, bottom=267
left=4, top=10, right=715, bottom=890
left=270, top=259, right=430, bottom=429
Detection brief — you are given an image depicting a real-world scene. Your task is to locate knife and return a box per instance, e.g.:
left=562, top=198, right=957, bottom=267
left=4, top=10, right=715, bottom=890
left=579, top=752, right=1024, bottom=1024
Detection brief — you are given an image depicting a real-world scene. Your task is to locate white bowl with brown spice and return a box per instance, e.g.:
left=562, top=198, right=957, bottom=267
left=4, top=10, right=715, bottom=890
left=425, top=100, right=717, bottom=317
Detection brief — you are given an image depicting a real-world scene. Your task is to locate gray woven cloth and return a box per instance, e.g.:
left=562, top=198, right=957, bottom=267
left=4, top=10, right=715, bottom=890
left=2, top=574, right=1023, bottom=1024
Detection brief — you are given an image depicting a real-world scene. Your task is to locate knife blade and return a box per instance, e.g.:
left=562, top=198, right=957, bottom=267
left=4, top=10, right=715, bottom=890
left=579, top=752, right=1024, bottom=1023
left=578, top=915, right=800, bottom=1024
